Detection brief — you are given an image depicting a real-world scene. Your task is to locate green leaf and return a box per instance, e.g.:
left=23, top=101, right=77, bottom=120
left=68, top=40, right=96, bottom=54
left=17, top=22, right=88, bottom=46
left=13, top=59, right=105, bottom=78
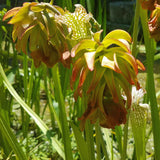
left=0, top=115, right=27, bottom=160
left=0, top=63, right=65, bottom=159
left=31, top=4, right=45, bottom=12
left=42, top=10, right=57, bottom=37
left=37, top=21, right=48, bottom=37
left=8, top=3, right=30, bottom=24
left=102, top=128, right=112, bottom=159
left=102, top=38, right=130, bottom=53
left=94, top=30, right=103, bottom=42
left=2, top=7, right=21, bottom=21
left=70, top=122, right=89, bottom=160
left=114, top=73, right=131, bottom=107
left=116, top=57, right=134, bottom=85
left=87, top=63, right=105, bottom=93
left=104, top=70, right=119, bottom=103
left=51, top=65, right=73, bottom=160
left=102, top=47, right=138, bottom=75
left=103, top=29, right=132, bottom=43
left=28, top=25, right=39, bottom=51
left=71, top=39, right=97, bottom=57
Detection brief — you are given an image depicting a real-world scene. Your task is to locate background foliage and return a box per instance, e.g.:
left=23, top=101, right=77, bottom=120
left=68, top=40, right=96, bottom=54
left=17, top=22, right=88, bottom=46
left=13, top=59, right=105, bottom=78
left=0, top=0, right=160, bottom=160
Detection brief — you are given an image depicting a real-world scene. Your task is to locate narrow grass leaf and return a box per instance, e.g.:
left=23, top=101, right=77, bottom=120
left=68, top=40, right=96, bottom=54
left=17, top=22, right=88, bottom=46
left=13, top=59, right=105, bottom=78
left=0, top=114, right=27, bottom=160
left=52, top=64, right=73, bottom=160
left=140, top=7, right=160, bottom=160
left=95, top=122, right=101, bottom=160
left=86, top=0, right=95, bottom=13
left=102, top=128, right=111, bottom=159
left=114, top=126, right=123, bottom=157
left=0, top=63, right=65, bottom=159
left=70, top=122, right=89, bottom=160
left=102, top=1, right=107, bottom=39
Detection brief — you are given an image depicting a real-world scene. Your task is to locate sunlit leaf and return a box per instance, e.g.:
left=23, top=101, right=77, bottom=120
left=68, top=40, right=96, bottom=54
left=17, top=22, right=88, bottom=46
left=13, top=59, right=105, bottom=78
left=8, top=3, right=31, bottom=24
left=101, top=54, right=121, bottom=73
left=71, top=39, right=97, bottom=57
left=136, top=59, right=145, bottom=71
left=31, top=4, right=45, bottom=12
left=103, top=29, right=132, bottom=43
left=2, top=7, right=21, bottom=21
left=94, top=30, right=103, bottom=42
left=102, top=38, right=130, bottom=53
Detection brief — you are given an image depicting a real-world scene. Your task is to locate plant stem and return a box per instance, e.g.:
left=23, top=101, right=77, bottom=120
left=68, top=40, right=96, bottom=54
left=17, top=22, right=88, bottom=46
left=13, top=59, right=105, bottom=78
left=86, top=0, right=95, bottom=13
left=102, top=1, right=107, bottom=39
left=115, top=126, right=123, bottom=158
left=66, top=0, right=72, bottom=11
left=95, top=121, right=101, bottom=160
left=140, top=6, right=160, bottom=160
left=121, top=109, right=130, bottom=160
left=85, top=121, right=95, bottom=160
left=0, top=63, right=65, bottom=159
left=132, top=0, right=140, bottom=57
left=82, top=94, right=95, bottom=160
left=52, top=64, right=73, bottom=160
left=22, top=54, right=29, bottom=154
left=99, top=129, right=110, bottom=160
left=44, top=68, right=62, bottom=133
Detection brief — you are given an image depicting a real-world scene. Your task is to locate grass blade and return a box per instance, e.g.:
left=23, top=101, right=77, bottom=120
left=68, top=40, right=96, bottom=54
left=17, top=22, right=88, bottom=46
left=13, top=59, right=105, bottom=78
left=114, top=126, right=123, bottom=157
left=102, top=128, right=112, bottom=159
left=86, top=0, right=95, bottom=13
left=140, top=6, right=160, bottom=160
left=132, top=0, right=140, bottom=57
left=70, top=122, right=89, bottom=160
left=0, top=63, right=65, bottom=159
left=95, top=122, right=101, bottom=160
left=99, top=128, right=110, bottom=160
left=102, top=0, right=107, bottom=39
left=0, top=114, right=27, bottom=160
left=52, top=64, right=73, bottom=160
left=0, top=63, right=48, bottom=133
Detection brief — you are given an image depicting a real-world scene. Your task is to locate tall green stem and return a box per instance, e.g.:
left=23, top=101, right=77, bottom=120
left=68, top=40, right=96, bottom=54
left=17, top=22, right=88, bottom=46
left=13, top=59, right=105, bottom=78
left=132, top=0, right=140, bottom=57
left=85, top=121, right=95, bottom=160
left=82, top=94, right=95, bottom=160
left=121, top=110, right=130, bottom=160
left=140, top=6, right=160, bottom=160
left=0, top=63, right=65, bottom=159
left=95, top=122, right=101, bottom=160
left=44, top=68, right=62, bottom=133
left=99, top=129, right=110, bottom=160
left=52, top=64, right=73, bottom=160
